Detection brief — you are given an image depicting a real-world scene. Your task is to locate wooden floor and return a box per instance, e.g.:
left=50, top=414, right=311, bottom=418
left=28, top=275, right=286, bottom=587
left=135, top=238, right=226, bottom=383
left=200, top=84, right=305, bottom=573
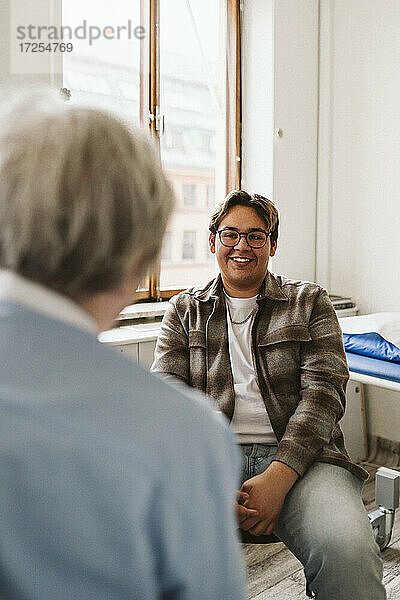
left=243, top=463, right=400, bottom=599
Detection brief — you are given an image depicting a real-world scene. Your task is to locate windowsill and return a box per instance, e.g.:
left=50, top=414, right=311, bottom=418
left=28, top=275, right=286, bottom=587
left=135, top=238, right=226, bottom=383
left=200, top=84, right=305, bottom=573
left=117, top=301, right=168, bottom=321
left=99, top=321, right=161, bottom=345
left=99, top=301, right=167, bottom=347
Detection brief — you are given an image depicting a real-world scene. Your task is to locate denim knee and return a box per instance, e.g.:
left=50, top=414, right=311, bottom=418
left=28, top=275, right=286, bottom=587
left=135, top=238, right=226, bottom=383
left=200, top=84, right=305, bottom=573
left=274, top=463, right=386, bottom=600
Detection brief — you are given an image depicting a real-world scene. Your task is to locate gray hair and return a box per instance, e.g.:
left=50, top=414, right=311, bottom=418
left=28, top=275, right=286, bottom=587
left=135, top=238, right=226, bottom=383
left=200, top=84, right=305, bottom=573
left=0, top=88, right=174, bottom=299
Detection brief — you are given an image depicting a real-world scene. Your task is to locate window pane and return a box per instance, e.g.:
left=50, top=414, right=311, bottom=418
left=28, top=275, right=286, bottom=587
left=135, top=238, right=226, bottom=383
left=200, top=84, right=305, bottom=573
left=182, top=231, right=196, bottom=261
left=159, top=0, right=227, bottom=289
left=62, top=0, right=142, bottom=128
left=161, top=232, right=172, bottom=263
left=182, top=184, right=197, bottom=208
left=207, top=184, right=215, bottom=210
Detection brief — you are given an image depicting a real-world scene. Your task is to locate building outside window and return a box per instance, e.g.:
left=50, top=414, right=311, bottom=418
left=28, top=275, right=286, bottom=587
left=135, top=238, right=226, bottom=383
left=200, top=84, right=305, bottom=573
left=161, top=232, right=172, bottom=263
left=182, top=184, right=197, bottom=208
left=201, top=131, right=212, bottom=153
left=207, top=184, right=215, bottom=209
left=182, top=231, right=196, bottom=261
left=172, top=127, right=184, bottom=150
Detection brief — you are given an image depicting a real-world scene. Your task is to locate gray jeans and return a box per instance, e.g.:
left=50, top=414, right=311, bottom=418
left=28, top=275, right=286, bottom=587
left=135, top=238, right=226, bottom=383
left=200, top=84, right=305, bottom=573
left=240, top=444, right=386, bottom=600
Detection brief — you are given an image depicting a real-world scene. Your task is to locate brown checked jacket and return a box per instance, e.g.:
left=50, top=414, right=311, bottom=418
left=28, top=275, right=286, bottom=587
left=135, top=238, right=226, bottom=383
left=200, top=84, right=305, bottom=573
left=152, top=271, right=368, bottom=481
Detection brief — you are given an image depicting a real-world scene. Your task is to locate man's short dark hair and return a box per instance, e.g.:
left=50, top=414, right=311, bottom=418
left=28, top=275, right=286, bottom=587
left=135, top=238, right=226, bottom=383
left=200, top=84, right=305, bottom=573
left=209, top=190, right=279, bottom=244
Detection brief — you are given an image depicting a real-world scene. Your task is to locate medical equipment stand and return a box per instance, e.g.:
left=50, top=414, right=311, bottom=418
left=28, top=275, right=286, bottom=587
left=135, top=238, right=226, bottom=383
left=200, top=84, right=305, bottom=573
left=369, top=466, right=400, bottom=550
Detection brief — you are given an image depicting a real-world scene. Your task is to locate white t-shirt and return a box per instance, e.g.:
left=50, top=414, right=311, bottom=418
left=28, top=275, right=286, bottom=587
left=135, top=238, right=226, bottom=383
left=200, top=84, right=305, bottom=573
left=225, top=293, right=277, bottom=444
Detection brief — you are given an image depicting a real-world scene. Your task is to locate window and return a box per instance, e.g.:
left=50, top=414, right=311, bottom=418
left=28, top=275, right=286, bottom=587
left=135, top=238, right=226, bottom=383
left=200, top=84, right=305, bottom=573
left=119, top=80, right=139, bottom=101
left=159, top=0, right=241, bottom=292
left=182, top=231, right=196, bottom=261
left=201, top=131, right=212, bottom=153
left=161, top=232, right=172, bottom=263
left=62, top=0, right=241, bottom=300
left=182, top=184, right=197, bottom=208
left=207, top=184, right=215, bottom=209
left=62, top=0, right=143, bottom=127
left=172, top=128, right=184, bottom=150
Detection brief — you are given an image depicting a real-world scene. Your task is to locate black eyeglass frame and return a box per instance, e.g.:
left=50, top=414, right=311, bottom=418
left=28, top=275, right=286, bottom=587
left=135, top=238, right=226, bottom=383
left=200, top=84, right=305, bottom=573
left=216, top=227, right=271, bottom=249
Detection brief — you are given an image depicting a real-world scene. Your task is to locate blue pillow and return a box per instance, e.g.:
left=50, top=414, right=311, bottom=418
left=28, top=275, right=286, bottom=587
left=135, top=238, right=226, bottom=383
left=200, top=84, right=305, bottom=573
left=343, top=332, right=400, bottom=363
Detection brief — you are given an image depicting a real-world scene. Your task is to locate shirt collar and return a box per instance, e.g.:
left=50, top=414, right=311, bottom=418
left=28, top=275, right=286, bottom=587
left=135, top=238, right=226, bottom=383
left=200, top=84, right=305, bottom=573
left=0, top=269, right=98, bottom=335
left=194, top=271, right=288, bottom=303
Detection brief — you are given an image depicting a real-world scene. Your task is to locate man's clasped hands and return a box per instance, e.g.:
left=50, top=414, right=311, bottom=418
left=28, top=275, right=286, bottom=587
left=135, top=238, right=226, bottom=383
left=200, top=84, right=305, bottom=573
left=236, top=461, right=299, bottom=536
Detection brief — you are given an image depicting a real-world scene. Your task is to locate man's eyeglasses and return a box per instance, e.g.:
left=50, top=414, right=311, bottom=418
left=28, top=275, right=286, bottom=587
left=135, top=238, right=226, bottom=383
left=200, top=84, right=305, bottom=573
left=217, top=228, right=271, bottom=249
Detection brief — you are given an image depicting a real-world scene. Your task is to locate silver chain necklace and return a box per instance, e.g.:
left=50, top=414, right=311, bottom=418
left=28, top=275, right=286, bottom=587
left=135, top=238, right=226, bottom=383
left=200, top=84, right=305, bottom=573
left=226, top=303, right=257, bottom=325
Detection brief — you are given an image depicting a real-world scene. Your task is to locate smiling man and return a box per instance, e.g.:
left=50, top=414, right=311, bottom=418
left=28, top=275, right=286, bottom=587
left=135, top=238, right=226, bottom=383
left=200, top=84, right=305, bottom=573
left=152, top=190, right=386, bottom=600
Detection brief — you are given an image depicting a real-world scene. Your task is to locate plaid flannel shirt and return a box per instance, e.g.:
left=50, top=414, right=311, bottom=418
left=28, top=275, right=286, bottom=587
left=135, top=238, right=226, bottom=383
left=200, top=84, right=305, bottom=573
left=152, top=271, right=368, bottom=481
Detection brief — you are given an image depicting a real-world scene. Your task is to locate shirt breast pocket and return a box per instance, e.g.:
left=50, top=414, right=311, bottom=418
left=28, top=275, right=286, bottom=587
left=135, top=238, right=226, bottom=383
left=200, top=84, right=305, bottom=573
left=258, top=325, right=311, bottom=396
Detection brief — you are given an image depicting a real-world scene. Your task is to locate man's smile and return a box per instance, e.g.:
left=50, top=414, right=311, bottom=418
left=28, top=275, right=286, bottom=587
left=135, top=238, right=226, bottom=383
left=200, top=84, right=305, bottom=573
left=229, top=256, right=254, bottom=265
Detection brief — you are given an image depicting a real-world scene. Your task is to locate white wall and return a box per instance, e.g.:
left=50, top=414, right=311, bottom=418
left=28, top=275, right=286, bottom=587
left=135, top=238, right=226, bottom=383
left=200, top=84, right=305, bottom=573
left=241, top=0, right=274, bottom=199
left=318, top=0, right=400, bottom=314
left=272, top=0, right=319, bottom=282
left=242, top=0, right=319, bottom=282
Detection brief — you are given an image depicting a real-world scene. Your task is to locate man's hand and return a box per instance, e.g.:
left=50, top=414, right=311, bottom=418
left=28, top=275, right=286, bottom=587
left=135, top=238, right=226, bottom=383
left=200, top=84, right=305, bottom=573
left=235, top=491, right=259, bottom=527
left=239, top=461, right=299, bottom=536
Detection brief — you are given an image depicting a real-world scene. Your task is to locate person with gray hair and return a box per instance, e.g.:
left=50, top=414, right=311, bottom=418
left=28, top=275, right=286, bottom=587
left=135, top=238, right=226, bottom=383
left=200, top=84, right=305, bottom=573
left=0, top=90, right=247, bottom=600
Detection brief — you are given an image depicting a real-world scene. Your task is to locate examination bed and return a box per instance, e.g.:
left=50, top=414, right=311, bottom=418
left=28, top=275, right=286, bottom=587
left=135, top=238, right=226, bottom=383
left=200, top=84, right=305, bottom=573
left=340, top=312, right=400, bottom=416
left=346, top=352, right=400, bottom=391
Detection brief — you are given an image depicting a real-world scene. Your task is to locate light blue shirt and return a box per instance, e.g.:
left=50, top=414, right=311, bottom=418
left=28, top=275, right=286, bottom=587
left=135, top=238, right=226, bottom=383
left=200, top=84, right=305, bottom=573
left=0, top=294, right=246, bottom=599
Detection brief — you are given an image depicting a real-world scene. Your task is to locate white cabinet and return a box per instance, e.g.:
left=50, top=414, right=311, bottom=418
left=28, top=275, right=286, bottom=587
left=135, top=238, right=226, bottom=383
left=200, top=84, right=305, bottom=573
left=114, top=343, right=139, bottom=362
left=99, top=323, right=159, bottom=368
left=138, top=340, right=156, bottom=368
left=112, top=340, right=155, bottom=368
